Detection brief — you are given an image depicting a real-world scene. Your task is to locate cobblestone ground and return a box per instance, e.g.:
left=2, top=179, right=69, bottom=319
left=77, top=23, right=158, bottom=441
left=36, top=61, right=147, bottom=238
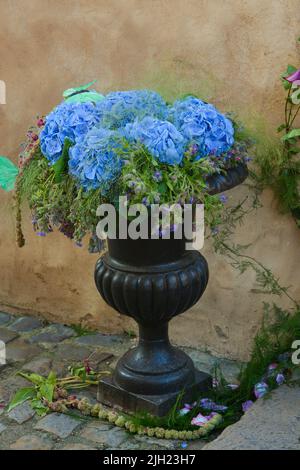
left=0, top=311, right=241, bottom=450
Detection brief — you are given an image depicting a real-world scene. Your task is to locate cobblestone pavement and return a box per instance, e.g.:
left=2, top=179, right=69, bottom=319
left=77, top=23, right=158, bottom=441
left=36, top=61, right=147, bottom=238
left=0, top=311, right=241, bottom=450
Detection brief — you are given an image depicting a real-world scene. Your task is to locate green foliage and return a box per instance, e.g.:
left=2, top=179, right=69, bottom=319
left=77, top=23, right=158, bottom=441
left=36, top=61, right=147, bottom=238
left=8, top=371, right=58, bottom=416
left=18, top=150, right=104, bottom=245
left=8, top=363, right=103, bottom=417
left=63, top=80, right=105, bottom=104
left=132, top=302, right=300, bottom=432
left=52, top=138, right=72, bottom=183
left=252, top=135, right=300, bottom=221
left=7, top=387, right=36, bottom=412
left=71, top=324, right=96, bottom=337
left=18, top=129, right=249, bottom=246
left=63, top=80, right=97, bottom=98
left=249, top=59, right=300, bottom=225
left=207, top=192, right=298, bottom=305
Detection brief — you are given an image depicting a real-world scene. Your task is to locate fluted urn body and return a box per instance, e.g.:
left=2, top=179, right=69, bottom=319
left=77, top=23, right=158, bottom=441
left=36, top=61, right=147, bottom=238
left=95, top=234, right=209, bottom=398
left=95, top=164, right=248, bottom=415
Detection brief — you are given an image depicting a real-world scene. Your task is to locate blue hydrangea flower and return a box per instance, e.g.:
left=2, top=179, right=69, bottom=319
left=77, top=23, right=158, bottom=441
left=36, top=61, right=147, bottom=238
left=96, top=90, right=168, bottom=129
left=124, top=117, right=186, bottom=165
left=68, top=127, right=123, bottom=192
left=169, top=97, right=234, bottom=158
left=40, top=101, right=101, bottom=164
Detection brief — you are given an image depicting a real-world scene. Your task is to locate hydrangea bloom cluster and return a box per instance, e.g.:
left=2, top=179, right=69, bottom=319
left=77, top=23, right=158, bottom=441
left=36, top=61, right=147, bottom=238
left=40, top=101, right=101, bottom=163
left=124, top=117, right=186, bottom=165
left=68, top=127, right=123, bottom=192
left=40, top=90, right=237, bottom=190
left=97, top=90, right=168, bottom=129
left=169, top=97, right=234, bottom=158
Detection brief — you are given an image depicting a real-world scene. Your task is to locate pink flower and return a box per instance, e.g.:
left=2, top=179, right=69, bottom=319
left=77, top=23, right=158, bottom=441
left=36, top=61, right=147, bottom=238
left=37, top=117, right=45, bottom=127
left=83, top=359, right=91, bottom=374
left=191, top=412, right=217, bottom=427
left=286, top=69, right=300, bottom=83
left=179, top=401, right=197, bottom=416
left=212, top=378, right=219, bottom=388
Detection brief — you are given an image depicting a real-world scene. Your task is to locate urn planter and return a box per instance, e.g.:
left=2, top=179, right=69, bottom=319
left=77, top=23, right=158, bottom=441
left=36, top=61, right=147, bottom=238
left=95, top=164, right=248, bottom=416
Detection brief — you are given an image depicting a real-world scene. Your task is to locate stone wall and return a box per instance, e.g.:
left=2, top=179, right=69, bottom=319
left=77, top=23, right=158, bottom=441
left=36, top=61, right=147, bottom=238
left=0, top=0, right=300, bottom=361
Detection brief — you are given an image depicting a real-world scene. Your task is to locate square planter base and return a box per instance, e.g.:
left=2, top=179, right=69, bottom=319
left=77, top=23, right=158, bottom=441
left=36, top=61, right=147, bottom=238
left=97, top=370, right=211, bottom=417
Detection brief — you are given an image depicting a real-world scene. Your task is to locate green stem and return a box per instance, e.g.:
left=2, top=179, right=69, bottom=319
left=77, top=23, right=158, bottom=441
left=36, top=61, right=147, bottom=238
left=285, top=88, right=292, bottom=128
left=290, top=104, right=300, bottom=128
left=220, top=240, right=298, bottom=307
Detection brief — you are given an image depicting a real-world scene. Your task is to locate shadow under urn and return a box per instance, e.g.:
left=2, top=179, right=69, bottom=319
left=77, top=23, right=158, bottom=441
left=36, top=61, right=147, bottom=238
left=95, top=163, right=248, bottom=416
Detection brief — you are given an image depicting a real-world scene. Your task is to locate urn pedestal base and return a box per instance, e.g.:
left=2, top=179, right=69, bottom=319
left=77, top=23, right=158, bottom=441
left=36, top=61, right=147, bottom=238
left=97, top=369, right=211, bottom=417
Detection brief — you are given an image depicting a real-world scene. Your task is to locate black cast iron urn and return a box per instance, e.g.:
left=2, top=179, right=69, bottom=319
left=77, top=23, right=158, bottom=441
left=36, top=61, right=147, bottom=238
left=95, top=164, right=248, bottom=416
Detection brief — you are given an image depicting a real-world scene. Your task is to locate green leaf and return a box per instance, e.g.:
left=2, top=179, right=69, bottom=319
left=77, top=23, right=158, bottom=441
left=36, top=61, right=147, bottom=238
left=31, top=398, right=49, bottom=416
left=47, top=371, right=57, bottom=384
left=39, top=382, right=55, bottom=402
left=287, top=146, right=300, bottom=155
left=282, top=129, right=300, bottom=141
left=158, top=182, right=167, bottom=194
left=0, top=156, right=19, bottom=191
left=52, top=138, right=73, bottom=183
left=277, top=124, right=287, bottom=133
left=63, top=80, right=97, bottom=98
left=286, top=64, right=297, bottom=75
left=18, top=371, right=45, bottom=385
left=65, top=91, right=104, bottom=104
left=166, top=180, right=174, bottom=191
left=7, top=387, right=36, bottom=412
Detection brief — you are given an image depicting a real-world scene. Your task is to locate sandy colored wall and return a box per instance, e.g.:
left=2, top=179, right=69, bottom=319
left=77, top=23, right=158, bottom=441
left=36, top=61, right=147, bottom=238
left=0, top=0, right=300, bottom=361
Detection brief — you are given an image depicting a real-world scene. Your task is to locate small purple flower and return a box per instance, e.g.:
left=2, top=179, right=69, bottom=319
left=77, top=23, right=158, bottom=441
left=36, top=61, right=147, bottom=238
left=190, top=143, right=199, bottom=156
left=153, top=170, right=163, bottom=182
left=219, top=194, right=228, bottom=204
left=242, top=400, right=253, bottom=412
left=276, top=373, right=285, bottom=385
left=37, top=232, right=46, bottom=237
left=286, top=68, right=300, bottom=83
left=181, top=442, right=188, bottom=449
left=142, top=197, right=150, bottom=206
left=200, top=398, right=228, bottom=412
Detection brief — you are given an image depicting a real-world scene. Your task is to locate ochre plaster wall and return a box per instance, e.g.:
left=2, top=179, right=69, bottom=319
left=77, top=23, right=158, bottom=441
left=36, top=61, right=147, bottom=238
left=0, top=0, right=299, bottom=360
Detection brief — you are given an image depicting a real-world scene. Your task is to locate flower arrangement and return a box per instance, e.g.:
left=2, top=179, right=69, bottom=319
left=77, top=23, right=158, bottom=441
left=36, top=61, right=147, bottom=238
left=0, top=82, right=251, bottom=251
